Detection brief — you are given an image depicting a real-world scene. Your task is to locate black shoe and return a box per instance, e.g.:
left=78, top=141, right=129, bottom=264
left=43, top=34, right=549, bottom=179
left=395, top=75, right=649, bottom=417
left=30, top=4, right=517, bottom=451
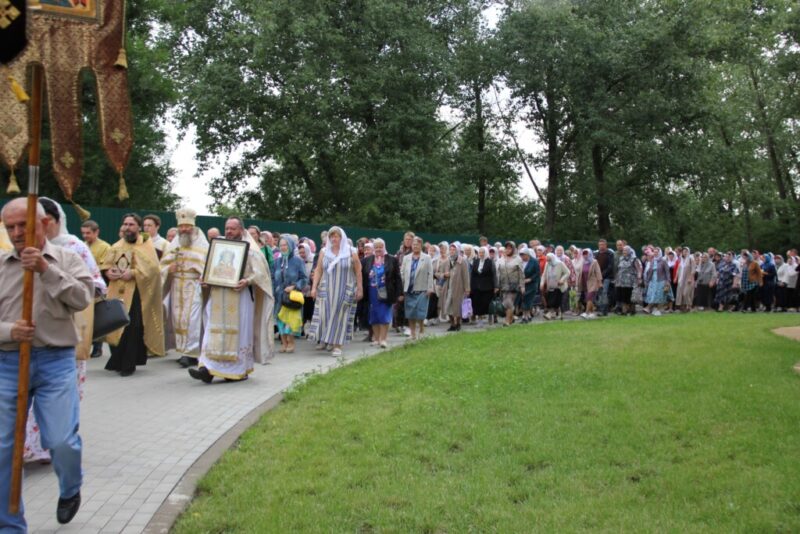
left=57, top=492, right=80, bottom=524
left=90, top=350, right=102, bottom=359
left=446, top=326, right=456, bottom=332
left=224, top=375, right=248, bottom=382
left=189, top=367, right=213, bottom=384
left=178, top=356, right=190, bottom=368
left=119, top=369, right=134, bottom=377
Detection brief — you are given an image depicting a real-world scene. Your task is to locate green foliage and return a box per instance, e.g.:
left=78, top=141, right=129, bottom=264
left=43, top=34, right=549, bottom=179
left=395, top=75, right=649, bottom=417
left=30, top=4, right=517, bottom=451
left=173, top=313, right=800, bottom=532
left=155, top=0, right=799, bottom=249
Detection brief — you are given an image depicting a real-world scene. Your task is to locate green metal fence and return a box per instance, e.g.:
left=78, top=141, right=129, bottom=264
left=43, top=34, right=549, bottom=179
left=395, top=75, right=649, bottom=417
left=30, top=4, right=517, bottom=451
left=1, top=201, right=596, bottom=253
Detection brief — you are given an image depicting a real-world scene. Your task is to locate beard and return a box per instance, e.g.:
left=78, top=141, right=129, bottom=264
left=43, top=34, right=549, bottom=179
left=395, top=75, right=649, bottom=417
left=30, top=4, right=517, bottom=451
left=124, top=231, right=138, bottom=244
left=178, top=231, right=193, bottom=248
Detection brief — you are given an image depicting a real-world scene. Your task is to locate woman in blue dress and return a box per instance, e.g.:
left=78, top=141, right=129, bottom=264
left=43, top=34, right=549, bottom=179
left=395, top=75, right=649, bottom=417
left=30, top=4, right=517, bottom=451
left=361, top=238, right=401, bottom=349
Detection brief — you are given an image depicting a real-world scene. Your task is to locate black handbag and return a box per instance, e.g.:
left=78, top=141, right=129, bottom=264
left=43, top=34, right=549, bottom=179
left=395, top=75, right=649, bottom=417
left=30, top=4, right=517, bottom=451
left=93, top=298, right=130, bottom=341
left=281, top=292, right=304, bottom=310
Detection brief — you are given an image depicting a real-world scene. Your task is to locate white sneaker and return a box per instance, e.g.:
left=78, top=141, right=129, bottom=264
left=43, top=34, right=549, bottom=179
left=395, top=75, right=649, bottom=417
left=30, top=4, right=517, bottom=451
left=652, top=310, right=662, bottom=317
left=587, top=313, right=596, bottom=319
left=423, top=319, right=429, bottom=326
left=403, top=327, right=411, bottom=337
left=380, top=341, right=388, bottom=349
left=580, top=312, right=588, bottom=319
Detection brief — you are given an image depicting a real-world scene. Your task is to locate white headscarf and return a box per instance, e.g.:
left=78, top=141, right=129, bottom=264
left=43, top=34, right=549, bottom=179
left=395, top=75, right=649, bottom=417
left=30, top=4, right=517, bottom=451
left=323, top=226, right=353, bottom=273
left=40, top=197, right=106, bottom=294
left=477, top=246, right=489, bottom=272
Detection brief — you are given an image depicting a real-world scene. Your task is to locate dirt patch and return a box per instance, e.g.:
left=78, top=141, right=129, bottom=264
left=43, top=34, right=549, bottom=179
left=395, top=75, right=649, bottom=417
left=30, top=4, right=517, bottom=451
left=772, top=326, right=800, bottom=342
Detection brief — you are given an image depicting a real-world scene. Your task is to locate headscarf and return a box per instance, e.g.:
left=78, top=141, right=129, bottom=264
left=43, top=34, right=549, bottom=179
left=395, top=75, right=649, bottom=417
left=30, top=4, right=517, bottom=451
left=280, top=234, right=297, bottom=258
left=39, top=196, right=106, bottom=294
left=582, top=248, right=594, bottom=264
left=373, top=238, right=387, bottom=265
left=546, top=252, right=559, bottom=265
left=450, top=241, right=462, bottom=258
left=762, top=252, right=774, bottom=268
left=300, top=243, right=313, bottom=274
left=323, top=226, right=353, bottom=273
left=623, top=245, right=636, bottom=259
left=477, top=246, right=489, bottom=272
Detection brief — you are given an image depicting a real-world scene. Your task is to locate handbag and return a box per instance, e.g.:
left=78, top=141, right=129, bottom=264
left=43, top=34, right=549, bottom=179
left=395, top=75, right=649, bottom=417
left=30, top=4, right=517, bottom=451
left=377, top=286, right=388, bottom=301
left=461, top=297, right=473, bottom=320
left=282, top=290, right=304, bottom=309
left=93, top=297, right=130, bottom=341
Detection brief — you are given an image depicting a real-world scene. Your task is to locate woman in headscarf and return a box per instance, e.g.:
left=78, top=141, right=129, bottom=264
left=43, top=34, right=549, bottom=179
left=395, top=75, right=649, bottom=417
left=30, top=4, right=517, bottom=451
left=298, top=242, right=316, bottom=331
left=694, top=252, right=717, bottom=311
left=555, top=246, right=575, bottom=315
left=644, top=248, right=671, bottom=316
left=434, top=241, right=451, bottom=322
left=675, top=247, right=696, bottom=312
left=400, top=237, right=435, bottom=340
left=444, top=242, right=470, bottom=331
left=740, top=251, right=763, bottom=312
left=760, top=252, right=777, bottom=312
left=540, top=253, right=570, bottom=320
left=470, top=246, right=497, bottom=326
left=576, top=248, right=602, bottom=319
left=362, top=238, right=402, bottom=348
left=273, top=235, right=309, bottom=353
left=426, top=243, right=442, bottom=325
left=614, top=246, right=638, bottom=315
left=496, top=241, right=524, bottom=326
left=27, top=198, right=107, bottom=464
left=520, top=247, right=540, bottom=323
left=308, top=226, right=363, bottom=356
left=777, top=254, right=798, bottom=311
left=714, top=251, right=740, bottom=311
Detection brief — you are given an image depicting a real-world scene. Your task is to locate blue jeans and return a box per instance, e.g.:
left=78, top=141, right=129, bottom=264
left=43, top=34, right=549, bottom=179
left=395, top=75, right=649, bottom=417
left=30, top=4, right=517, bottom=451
left=0, top=348, right=82, bottom=533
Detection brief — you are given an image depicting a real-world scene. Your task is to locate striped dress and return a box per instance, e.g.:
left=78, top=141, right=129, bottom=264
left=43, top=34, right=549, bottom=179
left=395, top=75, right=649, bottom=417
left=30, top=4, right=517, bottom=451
left=308, top=255, right=357, bottom=345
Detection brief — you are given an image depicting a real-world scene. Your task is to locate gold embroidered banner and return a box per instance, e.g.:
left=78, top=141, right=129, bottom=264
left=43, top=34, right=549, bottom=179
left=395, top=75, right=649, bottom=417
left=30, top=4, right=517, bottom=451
left=0, top=0, right=132, bottom=202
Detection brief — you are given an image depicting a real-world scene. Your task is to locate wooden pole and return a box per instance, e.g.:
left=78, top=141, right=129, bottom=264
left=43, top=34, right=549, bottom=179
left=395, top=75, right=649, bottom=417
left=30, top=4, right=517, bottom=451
left=9, top=65, right=43, bottom=516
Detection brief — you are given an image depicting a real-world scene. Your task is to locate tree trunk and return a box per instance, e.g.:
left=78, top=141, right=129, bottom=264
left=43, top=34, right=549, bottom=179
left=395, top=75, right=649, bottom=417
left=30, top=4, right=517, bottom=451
left=718, top=125, right=754, bottom=249
left=544, top=90, right=559, bottom=238
left=749, top=66, right=794, bottom=203
left=591, top=143, right=611, bottom=237
left=474, top=83, right=487, bottom=235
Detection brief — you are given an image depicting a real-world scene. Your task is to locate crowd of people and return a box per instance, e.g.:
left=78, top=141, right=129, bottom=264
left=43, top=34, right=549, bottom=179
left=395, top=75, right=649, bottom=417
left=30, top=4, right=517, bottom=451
left=0, top=198, right=799, bottom=530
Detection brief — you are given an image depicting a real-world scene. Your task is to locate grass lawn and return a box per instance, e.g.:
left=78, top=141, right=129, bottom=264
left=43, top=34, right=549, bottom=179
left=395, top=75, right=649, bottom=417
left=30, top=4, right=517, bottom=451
left=174, top=313, right=800, bottom=533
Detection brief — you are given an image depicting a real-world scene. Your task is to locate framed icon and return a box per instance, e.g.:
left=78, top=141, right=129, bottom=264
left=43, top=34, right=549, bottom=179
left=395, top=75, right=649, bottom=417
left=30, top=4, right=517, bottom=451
left=202, top=238, right=249, bottom=288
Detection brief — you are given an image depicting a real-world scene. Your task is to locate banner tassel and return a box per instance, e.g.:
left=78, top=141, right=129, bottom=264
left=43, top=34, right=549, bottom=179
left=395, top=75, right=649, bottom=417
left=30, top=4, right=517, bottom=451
left=118, top=172, right=129, bottom=201
left=6, top=169, right=21, bottom=195
left=8, top=76, right=29, bottom=103
left=114, top=48, right=128, bottom=69
left=70, top=200, right=91, bottom=221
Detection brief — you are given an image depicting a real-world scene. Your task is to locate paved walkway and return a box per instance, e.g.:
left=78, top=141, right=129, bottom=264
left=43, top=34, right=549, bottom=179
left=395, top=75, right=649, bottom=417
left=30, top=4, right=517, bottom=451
left=22, top=320, right=479, bottom=533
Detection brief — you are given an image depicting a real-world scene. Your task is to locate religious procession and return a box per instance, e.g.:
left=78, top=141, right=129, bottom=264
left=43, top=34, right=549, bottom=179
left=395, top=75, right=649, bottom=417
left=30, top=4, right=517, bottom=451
left=1, top=0, right=799, bottom=532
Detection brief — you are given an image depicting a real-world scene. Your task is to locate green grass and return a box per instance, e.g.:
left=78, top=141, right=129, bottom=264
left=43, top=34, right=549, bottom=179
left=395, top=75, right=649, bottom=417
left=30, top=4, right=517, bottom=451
left=174, top=314, right=800, bottom=533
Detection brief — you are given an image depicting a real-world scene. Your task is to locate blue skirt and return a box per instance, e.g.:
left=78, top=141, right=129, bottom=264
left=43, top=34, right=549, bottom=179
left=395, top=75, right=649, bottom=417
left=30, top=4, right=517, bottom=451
left=368, top=285, right=393, bottom=325
left=404, top=291, right=429, bottom=320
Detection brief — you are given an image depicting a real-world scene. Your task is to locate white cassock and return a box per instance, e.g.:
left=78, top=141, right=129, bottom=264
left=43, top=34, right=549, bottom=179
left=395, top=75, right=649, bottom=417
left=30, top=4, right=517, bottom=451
left=198, top=234, right=274, bottom=380
left=161, top=229, right=209, bottom=356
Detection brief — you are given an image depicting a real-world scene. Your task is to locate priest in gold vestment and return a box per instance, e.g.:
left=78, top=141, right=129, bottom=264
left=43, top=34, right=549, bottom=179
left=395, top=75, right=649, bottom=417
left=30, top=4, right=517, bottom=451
left=189, top=216, right=274, bottom=383
left=161, top=208, right=208, bottom=368
left=101, top=213, right=165, bottom=376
